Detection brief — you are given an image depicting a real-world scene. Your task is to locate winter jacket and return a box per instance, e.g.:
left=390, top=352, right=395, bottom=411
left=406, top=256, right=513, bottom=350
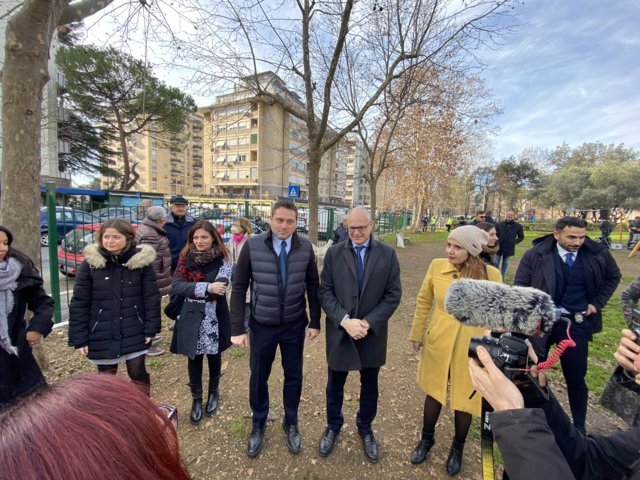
left=230, top=230, right=321, bottom=336
left=409, top=258, right=502, bottom=416
left=68, top=244, right=161, bottom=360
left=169, top=253, right=231, bottom=359
left=491, top=390, right=640, bottom=480
left=135, top=218, right=172, bottom=296
left=496, top=219, right=524, bottom=257
left=333, top=224, right=349, bottom=244
left=514, top=234, right=621, bottom=334
left=0, top=254, right=53, bottom=409
left=164, top=212, right=195, bottom=272
left=229, top=233, right=251, bottom=304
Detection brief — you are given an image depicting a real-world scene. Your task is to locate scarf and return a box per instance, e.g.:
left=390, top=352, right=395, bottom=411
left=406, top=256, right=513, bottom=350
left=232, top=232, right=246, bottom=245
left=0, top=257, right=22, bottom=356
left=482, top=242, right=499, bottom=255
left=188, top=245, right=223, bottom=265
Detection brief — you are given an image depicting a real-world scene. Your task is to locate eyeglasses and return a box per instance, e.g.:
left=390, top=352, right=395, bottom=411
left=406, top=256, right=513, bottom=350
left=348, top=225, right=370, bottom=233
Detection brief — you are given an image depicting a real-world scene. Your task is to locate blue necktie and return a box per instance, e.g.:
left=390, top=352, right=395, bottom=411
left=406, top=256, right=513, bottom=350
left=279, top=240, right=287, bottom=283
left=355, top=245, right=365, bottom=292
left=565, top=252, right=574, bottom=267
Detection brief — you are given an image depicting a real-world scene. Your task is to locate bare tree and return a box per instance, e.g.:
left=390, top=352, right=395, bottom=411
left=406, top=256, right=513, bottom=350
left=160, top=0, right=517, bottom=242
left=1, top=0, right=117, bottom=261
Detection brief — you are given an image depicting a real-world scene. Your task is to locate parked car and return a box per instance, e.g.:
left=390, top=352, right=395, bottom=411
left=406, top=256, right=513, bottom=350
left=57, top=222, right=139, bottom=276
left=40, top=207, right=100, bottom=247
left=91, top=206, right=141, bottom=223
left=57, top=224, right=100, bottom=276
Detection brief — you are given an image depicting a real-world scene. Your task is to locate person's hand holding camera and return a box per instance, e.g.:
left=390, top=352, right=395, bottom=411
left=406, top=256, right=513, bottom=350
left=614, top=328, right=640, bottom=385
left=468, top=346, right=526, bottom=411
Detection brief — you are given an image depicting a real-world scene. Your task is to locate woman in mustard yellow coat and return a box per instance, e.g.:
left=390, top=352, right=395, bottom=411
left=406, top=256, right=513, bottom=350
left=408, top=226, right=502, bottom=475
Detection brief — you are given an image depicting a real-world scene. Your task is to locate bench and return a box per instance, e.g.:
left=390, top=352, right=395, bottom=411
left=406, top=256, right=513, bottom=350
left=396, top=231, right=411, bottom=248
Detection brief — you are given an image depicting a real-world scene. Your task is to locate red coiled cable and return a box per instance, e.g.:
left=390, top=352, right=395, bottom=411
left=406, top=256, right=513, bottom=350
left=536, top=321, right=576, bottom=372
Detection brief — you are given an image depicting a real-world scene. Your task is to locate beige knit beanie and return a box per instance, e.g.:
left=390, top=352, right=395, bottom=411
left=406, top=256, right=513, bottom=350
left=448, top=225, right=489, bottom=257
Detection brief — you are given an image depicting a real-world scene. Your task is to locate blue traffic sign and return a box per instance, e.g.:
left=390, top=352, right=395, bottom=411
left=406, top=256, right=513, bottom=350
left=287, top=185, right=300, bottom=198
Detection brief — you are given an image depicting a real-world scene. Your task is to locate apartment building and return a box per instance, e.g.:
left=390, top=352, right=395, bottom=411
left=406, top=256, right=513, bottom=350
left=101, top=113, right=205, bottom=195
left=198, top=72, right=344, bottom=203
left=338, top=135, right=371, bottom=207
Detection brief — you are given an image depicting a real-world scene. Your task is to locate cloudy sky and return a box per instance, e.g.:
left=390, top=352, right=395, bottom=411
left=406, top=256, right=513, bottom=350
left=479, top=0, right=640, bottom=160
left=83, top=0, right=640, bottom=163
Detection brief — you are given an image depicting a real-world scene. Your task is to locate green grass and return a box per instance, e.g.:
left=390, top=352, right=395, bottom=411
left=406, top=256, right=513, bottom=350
left=146, top=358, right=163, bottom=368
left=229, top=417, right=248, bottom=439
left=229, top=346, right=250, bottom=358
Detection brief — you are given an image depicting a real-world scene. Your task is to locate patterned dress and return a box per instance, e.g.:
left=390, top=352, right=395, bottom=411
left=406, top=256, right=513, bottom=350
left=189, top=259, right=233, bottom=355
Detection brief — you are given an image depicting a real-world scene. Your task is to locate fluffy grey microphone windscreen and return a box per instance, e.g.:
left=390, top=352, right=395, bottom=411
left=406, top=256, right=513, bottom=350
left=445, top=279, right=556, bottom=335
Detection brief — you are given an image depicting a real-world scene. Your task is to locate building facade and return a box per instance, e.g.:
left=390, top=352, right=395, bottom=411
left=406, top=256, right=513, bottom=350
left=101, top=113, right=204, bottom=195
left=199, top=72, right=344, bottom=203
left=338, top=135, right=371, bottom=207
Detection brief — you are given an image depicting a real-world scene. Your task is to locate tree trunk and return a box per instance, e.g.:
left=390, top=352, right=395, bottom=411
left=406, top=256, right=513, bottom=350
left=369, top=176, right=378, bottom=224
left=1, top=1, right=60, bottom=263
left=307, top=148, right=321, bottom=244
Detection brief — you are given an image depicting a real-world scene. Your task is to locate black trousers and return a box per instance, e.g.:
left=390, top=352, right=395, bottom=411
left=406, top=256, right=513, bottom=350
left=97, top=355, right=150, bottom=396
left=533, top=319, right=591, bottom=430
left=326, top=366, right=380, bottom=435
left=249, top=319, right=306, bottom=429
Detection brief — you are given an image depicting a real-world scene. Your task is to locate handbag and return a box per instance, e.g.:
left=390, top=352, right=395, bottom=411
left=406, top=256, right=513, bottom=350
left=163, top=294, right=185, bottom=320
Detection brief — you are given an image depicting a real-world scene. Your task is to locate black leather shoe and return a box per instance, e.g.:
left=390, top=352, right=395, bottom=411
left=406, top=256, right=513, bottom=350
left=282, top=422, right=302, bottom=454
left=318, top=428, right=339, bottom=457
left=446, top=440, right=465, bottom=476
left=410, top=435, right=434, bottom=464
left=247, top=426, right=265, bottom=457
left=359, top=432, right=379, bottom=463
left=205, top=388, right=219, bottom=416
left=189, top=398, right=203, bottom=425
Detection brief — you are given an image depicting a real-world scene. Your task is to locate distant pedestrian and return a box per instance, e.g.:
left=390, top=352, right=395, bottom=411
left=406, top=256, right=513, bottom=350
left=165, top=196, right=195, bottom=273
left=470, top=211, right=485, bottom=225
left=627, top=216, right=640, bottom=250
left=421, top=215, right=428, bottom=232
left=229, top=217, right=254, bottom=331
left=494, top=211, right=524, bottom=279
left=135, top=206, right=171, bottom=356
left=445, top=217, right=454, bottom=232
left=333, top=215, right=349, bottom=244
left=484, top=211, right=497, bottom=226
left=430, top=216, right=437, bottom=232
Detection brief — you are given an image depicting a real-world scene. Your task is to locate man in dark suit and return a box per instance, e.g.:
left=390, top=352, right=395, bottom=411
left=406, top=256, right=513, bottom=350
left=230, top=200, right=321, bottom=457
left=515, top=216, right=621, bottom=434
left=317, top=207, right=402, bottom=463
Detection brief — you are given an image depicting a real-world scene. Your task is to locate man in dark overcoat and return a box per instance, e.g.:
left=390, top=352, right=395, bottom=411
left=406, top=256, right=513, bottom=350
left=495, top=210, right=524, bottom=279
left=515, top=216, right=621, bottom=434
left=317, top=207, right=402, bottom=463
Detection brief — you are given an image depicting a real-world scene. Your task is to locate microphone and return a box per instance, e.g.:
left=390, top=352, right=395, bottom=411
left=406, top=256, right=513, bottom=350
left=444, top=279, right=556, bottom=336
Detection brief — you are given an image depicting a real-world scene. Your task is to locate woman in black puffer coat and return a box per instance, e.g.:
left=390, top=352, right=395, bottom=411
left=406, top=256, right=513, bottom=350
left=0, top=226, right=54, bottom=410
left=69, top=219, right=161, bottom=396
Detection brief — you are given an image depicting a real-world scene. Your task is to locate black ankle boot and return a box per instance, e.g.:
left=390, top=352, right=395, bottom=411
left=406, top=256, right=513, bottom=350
left=190, top=384, right=203, bottom=425
left=205, top=375, right=221, bottom=416
left=410, top=432, right=434, bottom=464
left=205, top=388, right=219, bottom=416
left=446, top=439, right=465, bottom=476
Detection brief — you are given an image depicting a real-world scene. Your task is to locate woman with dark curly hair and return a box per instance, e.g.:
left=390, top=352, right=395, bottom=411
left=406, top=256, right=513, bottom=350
left=170, top=220, right=232, bottom=424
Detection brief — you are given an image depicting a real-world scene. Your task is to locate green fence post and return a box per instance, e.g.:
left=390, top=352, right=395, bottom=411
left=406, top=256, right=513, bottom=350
left=327, top=209, right=335, bottom=242
left=46, top=183, right=62, bottom=324
left=244, top=201, right=249, bottom=218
